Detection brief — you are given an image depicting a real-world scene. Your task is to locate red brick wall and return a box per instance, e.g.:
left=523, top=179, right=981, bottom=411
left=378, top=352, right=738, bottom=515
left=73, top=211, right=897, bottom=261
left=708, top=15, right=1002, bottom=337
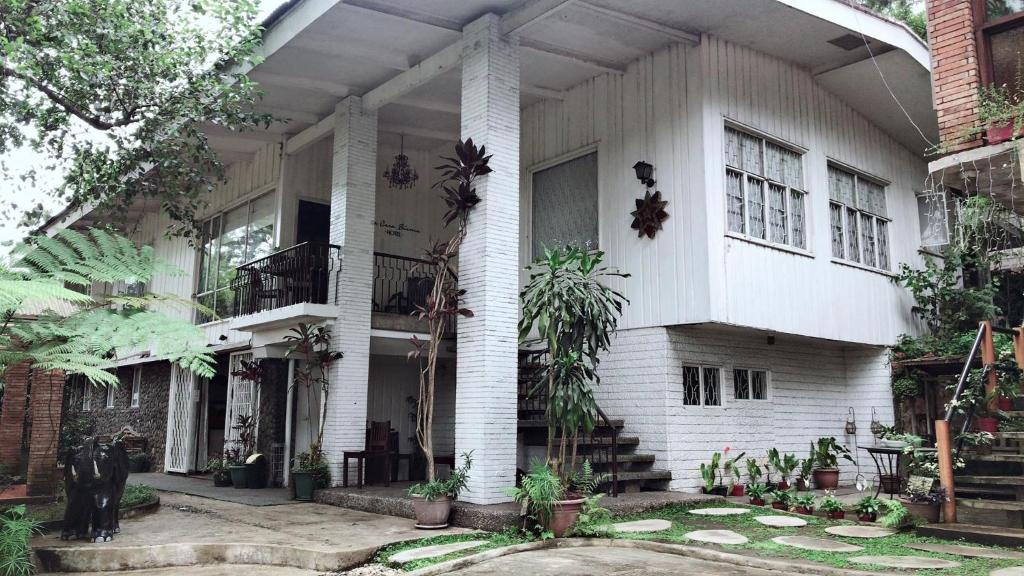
left=26, top=369, right=65, bottom=496
left=0, top=362, right=30, bottom=470
left=927, top=0, right=984, bottom=152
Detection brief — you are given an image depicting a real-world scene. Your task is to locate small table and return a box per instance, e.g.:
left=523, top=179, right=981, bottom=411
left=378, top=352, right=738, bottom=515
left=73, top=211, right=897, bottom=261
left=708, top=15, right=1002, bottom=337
left=860, top=446, right=905, bottom=499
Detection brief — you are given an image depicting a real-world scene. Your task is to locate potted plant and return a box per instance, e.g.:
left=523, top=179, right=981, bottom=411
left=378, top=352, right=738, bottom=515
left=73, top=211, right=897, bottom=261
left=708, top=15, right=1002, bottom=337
left=820, top=492, right=845, bottom=519
left=853, top=496, right=881, bottom=522
left=957, top=430, right=995, bottom=456
left=205, top=455, right=231, bottom=487
left=127, top=452, right=151, bottom=473
left=978, top=82, right=1024, bottom=145
left=292, top=443, right=331, bottom=502
left=792, top=493, right=816, bottom=515
left=506, top=459, right=594, bottom=538
left=225, top=448, right=247, bottom=489
left=722, top=448, right=746, bottom=497
left=744, top=458, right=763, bottom=497
left=776, top=453, right=798, bottom=491
left=810, top=437, right=853, bottom=490
left=796, top=457, right=813, bottom=491
left=771, top=488, right=793, bottom=511
left=409, top=451, right=472, bottom=529
left=746, top=482, right=769, bottom=506
left=699, top=452, right=727, bottom=496
left=900, top=486, right=946, bottom=524
left=765, top=448, right=781, bottom=489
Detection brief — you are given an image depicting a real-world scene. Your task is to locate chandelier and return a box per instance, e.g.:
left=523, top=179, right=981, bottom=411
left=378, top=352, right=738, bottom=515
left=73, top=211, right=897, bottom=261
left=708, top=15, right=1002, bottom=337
left=383, top=135, right=419, bottom=190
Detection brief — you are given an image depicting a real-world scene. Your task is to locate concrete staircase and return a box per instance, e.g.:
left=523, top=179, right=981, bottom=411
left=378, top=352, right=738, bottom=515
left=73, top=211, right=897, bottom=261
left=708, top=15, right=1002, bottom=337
left=954, top=422, right=1024, bottom=529
left=517, top=350, right=671, bottom=493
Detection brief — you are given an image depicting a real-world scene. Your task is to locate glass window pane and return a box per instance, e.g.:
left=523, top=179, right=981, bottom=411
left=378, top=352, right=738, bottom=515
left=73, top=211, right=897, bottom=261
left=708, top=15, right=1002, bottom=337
left=741, top=132, right=763, bottom=175
left=828, top=166, right=855, bottom=205
left=768, top=183, right=788, bottom=244
left=217, top=205, right=249, bottom=290
left=748, top=177, right=766, bottom=240
left=196, top=291, right=217, bottom=324
left=751, top=371, right=767, bottom=400
left=857, top=178, right=887, bottom=218
left=830, top=203, right=845, bottom=258
left=725, top=127, right=742, bottom=169
left=532, top=152, right=599, bottom=255
left=198, top=219, right=211, bottom=294
left=918, top=193, right=950, bottom=249
left=987, top=1, right=1024, bottom=20
left=703, top=367, right=721, bottom=406
left=846, top=208, right=860, bottom=263
left=861, top=213, right=877, bottom=268
left=726, top=169, right=745, bottom=233
left=766, top=142, right=803, bottom=189
left=877, top=219, right=890, bottom=271
left=683, top=366, right=701, bottom=406
left=791, top=191, right=806, bottom=249
left=215, top=287, right=236, bottom=320
left=990, top=25, right=1024, bottom=101
left=246, top=194, right=276, bottom=262
left=734, top=369, right=750, bottom=400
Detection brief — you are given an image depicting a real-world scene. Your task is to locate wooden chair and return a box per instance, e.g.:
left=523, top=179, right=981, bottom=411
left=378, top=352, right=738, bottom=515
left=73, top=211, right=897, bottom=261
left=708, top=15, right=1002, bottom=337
left=342, top=421, right=393, bottom=488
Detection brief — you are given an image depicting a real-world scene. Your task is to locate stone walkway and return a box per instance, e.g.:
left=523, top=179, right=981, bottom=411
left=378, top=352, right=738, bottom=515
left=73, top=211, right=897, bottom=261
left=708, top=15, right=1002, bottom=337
left=389, top=540, right=488, bottom=564
left=127, top=473, right=294, bottom=506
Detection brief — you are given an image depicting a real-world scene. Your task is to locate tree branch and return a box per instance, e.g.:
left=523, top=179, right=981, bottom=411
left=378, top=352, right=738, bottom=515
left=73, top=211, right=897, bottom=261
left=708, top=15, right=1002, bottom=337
left=0, top=66, right=140, bottom=131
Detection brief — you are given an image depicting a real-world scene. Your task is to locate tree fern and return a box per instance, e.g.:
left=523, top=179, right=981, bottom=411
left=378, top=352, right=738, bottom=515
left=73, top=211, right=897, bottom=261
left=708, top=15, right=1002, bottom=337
left=0, top=229, right=215, bottom=386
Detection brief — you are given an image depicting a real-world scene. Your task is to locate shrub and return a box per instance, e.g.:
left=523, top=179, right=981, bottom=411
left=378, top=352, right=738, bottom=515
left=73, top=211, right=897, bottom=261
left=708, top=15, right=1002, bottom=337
left=120, top=484, right=155, bottom=509
left=0, top=505, right=40, bottom=576
left=293, top=443, right=331, bottom=489
left=408, top=451, right=473, bottom=501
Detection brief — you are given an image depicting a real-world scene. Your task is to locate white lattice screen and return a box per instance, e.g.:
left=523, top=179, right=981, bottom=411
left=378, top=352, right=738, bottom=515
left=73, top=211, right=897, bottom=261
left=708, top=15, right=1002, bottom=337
left=224, top=351, right=257, bottom=450
left=165, top=366, right=195, bottom=473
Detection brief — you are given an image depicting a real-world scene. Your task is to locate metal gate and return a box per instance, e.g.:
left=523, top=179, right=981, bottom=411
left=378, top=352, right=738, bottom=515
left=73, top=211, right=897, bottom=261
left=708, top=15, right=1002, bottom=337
left=164, top=365, right=198, bottom=473
left=224, top=351, right=258, bottom=452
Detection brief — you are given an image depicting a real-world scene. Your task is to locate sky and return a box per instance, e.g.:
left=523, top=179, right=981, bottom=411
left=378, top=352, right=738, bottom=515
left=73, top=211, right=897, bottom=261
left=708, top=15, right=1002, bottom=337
left=0, top=0, right=287, bottom=248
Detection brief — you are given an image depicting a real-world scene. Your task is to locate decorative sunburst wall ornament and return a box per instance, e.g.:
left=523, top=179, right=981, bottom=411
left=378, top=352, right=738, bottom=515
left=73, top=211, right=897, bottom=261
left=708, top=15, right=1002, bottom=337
left=630, top=189, right=669, bottom=239
left=383, top=134, right=419, bottom=190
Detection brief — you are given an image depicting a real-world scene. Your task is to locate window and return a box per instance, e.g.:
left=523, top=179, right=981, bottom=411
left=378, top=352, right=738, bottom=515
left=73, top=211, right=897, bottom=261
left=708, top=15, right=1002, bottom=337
left=81, top=379, right=91, bottom=411
left=828, top=164, right=891, bottom=270
left=976, top=0, right=1024, bottom=102
left=130, top=367, right=142, bottom=408
left=724, top=126, right=807, bottom=250
left=531, top=151, right=599, bottom=257
left=917, top=191, right=951, bottom=251
left=682, top=365, right=722, bottom=407
left=195, top=193, right=276, bottom=323
left=105, top=384, right=116, bottom=409
left=734, top=369, right=769, bottom=400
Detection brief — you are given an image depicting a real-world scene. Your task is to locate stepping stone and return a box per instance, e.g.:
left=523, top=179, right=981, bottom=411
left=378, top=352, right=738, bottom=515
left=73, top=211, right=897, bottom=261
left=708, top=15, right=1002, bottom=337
left=609, top=519, right=673, bottom=533
left=849, top=555, right=961, bottom=570
left=772, top=536, right=864, bottom=553
left=906, top=543, right=1024, bottom=560
left=684, top=529, right=749, bottom=545
left=755, top=515, right=807, bottom=528
left=389, top=540, right=488, bottom=564
left=689, top=507, right=750, bottom=516
left=991, top=568, right=1024, bottom=576
left=824, top=525, right=895, bottom=539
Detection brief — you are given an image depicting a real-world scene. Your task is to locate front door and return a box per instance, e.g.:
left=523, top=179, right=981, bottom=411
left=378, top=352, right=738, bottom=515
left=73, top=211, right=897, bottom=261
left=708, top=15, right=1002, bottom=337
left=165, top=366, right=199, bottom=473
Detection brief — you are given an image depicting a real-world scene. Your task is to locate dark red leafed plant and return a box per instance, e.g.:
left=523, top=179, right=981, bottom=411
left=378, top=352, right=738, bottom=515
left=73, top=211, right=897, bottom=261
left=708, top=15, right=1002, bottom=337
left=409, top=139, right=491, bottom=483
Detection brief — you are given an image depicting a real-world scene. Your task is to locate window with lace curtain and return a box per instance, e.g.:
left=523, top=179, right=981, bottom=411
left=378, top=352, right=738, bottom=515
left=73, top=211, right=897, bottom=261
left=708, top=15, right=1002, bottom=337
left=531, top=151, right=599, bottom=258
left=724, top=125, right=807, bottom=250
left=828, top=164, right=891, bottom=271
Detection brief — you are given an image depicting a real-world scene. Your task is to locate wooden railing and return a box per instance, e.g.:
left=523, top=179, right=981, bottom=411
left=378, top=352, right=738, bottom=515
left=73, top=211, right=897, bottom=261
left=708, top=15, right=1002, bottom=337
left=518, top=346, right=620, bottom=497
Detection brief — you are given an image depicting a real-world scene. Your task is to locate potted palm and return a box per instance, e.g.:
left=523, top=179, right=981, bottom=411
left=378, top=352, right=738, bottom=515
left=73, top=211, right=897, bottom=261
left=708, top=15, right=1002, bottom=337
left=854, top=496, right=881, bottom=522
left=699, top=452, right=726, bottom=496
left=746, top=483, right=768, bottom=506
left=810, top=437, right=853, bottom=490
left=777, top=453, right=798, bottom=491
left=292, top=443, right=330, bottom=502
left=765, top=448, right=781, bottom=489
left=820, top=492, right=845, bottom=519
left=722, top=448, right=746, bottom=496
left=796, top=457, right=813, bottom=491
left=506, top=459, right=603, bottom=537
left=408, top=451, right=472, bottom=528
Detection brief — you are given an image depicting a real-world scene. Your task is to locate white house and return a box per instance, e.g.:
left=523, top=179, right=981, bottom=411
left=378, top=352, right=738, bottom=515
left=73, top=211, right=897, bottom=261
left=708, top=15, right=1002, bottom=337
left=47, top=0, right=939, bottom=505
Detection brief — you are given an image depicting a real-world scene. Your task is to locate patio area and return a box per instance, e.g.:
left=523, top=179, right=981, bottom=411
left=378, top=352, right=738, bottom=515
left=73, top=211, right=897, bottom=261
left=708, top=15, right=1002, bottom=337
left=127, top=473, right=294, bottom=506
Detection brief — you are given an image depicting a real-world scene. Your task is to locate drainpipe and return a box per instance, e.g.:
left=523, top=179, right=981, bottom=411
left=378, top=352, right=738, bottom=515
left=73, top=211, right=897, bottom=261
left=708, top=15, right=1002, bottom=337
left=283, top=359, right=295, bottom=487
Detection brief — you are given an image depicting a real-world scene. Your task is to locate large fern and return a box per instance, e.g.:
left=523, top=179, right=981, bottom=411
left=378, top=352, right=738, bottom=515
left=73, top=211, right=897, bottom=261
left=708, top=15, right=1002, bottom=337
left=0, top=228, right=215, bottom=386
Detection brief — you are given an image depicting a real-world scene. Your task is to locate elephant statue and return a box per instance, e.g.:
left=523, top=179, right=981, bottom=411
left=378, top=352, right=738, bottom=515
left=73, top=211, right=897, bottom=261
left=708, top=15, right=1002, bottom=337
left=61, top=438, right=129, bottom=542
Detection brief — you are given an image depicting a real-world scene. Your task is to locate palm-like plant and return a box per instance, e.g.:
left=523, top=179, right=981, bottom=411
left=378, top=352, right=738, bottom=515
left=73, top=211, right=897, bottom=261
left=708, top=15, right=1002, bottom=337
left=0, top=228, right=214, bottom=385
left=519, top=246, right=628, bottom=481
left=284, top=323, right=343, bottom=446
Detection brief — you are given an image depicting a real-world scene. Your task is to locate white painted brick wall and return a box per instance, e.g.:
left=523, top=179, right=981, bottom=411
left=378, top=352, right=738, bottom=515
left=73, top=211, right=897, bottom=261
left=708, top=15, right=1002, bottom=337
left=323, top=96, right=378, bottom=485
left=598, top=324, right=895, bottom=492
left=454, top=14, right=521, bottom=505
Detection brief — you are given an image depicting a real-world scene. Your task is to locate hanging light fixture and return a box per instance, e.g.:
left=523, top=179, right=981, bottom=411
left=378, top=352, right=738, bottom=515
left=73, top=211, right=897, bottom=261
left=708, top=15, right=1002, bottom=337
left=845, top=407, right=857, bottom=435
left=869, top=407, right=884, bottom=439
left=383, top=135, right=419, bottom=190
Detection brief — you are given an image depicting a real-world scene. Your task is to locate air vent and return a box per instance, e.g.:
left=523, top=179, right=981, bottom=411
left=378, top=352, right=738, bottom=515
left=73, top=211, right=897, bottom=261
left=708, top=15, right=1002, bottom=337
left=828, top=34, right=867, bottom=51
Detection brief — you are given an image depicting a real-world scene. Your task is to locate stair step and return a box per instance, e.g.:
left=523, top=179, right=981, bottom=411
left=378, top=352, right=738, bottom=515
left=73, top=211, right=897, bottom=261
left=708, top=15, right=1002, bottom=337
left=957, top=498, right=1024, bottom=512
left=958, top=475, right=1024, bottom=486
left=550, top=436, right=639, bottom=447
left=993, top=432, right=1024, bottom=439
left=918, top=522, right=1024, bottom=548
left=517, top=419, right=624, bottom=429
left=955, top=485, right=1019, bottom=497
left=603, top=470, right=672, bottom=483
left=968, top=454, right=1024, bottom=463
left=591, top=453, right=656, bottom=465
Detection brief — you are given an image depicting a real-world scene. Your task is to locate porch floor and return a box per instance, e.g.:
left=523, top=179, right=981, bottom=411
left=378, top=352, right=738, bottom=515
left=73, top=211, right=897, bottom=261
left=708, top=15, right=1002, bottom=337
left=128, top=473, right=293, bottom=506
left=316, top=482, right=720, bottom=532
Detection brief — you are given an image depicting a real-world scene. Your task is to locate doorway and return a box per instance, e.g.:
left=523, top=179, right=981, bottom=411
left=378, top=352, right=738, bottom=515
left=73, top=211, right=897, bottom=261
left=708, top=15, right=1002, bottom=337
left=296, top=200, right=330, bottom=245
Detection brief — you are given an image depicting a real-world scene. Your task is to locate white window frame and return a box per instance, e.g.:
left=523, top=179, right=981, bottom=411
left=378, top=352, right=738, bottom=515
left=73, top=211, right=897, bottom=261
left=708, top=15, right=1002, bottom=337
left=81, top=380, right=91, bottom=412
left=828, top=162, right=892, bottom=273
left=682, top=364, right=724, bottom=407
left=724, top=122, right=810, bottom=254
left=733, top=367, right=771, bottom=401
left=105, top=383, right=116, bottom=409
left=130, top=366, right=142, bottom=408
left=525, top=143, right=601, bottom=261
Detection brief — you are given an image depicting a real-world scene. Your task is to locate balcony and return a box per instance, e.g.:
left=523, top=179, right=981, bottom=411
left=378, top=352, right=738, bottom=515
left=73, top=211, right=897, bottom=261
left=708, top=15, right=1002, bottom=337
left=228, top=242, right=341, bottom=332
left=372, top=252, right=456, bottom=335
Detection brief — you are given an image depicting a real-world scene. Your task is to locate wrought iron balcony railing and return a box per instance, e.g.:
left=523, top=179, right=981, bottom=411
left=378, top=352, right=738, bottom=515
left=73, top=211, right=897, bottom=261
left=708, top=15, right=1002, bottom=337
left=230, top=242, right=342, bottom=317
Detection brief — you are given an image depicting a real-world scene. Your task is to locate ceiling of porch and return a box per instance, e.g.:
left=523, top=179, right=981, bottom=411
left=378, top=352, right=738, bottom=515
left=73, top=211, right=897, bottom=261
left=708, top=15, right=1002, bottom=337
left=207, top=0, right=937, bottom=164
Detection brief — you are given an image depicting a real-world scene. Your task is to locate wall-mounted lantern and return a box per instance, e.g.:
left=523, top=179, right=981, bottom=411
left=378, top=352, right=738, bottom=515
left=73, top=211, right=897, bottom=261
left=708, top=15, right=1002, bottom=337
left=632, top=161, right=655, bottom=188
left=845, top=407, right=857, bottom=435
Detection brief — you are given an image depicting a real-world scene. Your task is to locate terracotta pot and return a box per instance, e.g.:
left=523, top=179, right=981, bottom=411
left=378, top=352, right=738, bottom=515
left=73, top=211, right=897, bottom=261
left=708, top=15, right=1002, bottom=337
left=858, top=513, right=877, bottom=522
left=977, top=417, right=1000, bottom=434
left=826, top=510, right=846, bottom=520
left=794, top=506, right=814, bottom=515
left=731, top=484, right=745, bottom=497
left=776, top=480, right=790, bottom=491
left=998, top=396, right=1015, bottom=411
left=749, top=497, right=765, bottom=506
left=547, top=498, right=586, bottom=538
left=771, top=502, right=788, bottom=510
left=901, top=498, right=940, bottom=524
left=796, top=478, right=810, bottom=492
left=412, top=495, right=452, bottom=529
left=702, top=486, right=729, bottom=497
left=813, top=469, right=840, bottom=490
left=987, top=122, right=1024, bottom=145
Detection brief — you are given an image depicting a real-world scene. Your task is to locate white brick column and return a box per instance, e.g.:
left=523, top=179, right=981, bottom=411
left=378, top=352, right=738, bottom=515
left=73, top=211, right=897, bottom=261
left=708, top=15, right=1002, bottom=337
left=323, top=96, right=377, bottom=484
left=455, top=14, right=520, bottom=505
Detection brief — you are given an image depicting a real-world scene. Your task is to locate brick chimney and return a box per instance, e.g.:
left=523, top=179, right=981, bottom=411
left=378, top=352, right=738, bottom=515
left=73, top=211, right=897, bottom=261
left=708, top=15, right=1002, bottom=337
left=927, top=0, right=984, bottom=152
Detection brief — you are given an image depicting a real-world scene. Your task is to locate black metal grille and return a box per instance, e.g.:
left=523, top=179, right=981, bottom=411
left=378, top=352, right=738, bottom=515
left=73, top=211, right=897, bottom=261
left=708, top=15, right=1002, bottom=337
left=230, top=242, right=341, bottom=317
left=373, top=252, right=457, bottom=335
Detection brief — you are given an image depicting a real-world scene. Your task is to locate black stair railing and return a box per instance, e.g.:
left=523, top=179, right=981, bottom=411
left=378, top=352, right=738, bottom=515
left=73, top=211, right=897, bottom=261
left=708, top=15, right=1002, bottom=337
left=231, top=242, right=341, bottom=317
left=518, top=346, right=619, bottom=497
